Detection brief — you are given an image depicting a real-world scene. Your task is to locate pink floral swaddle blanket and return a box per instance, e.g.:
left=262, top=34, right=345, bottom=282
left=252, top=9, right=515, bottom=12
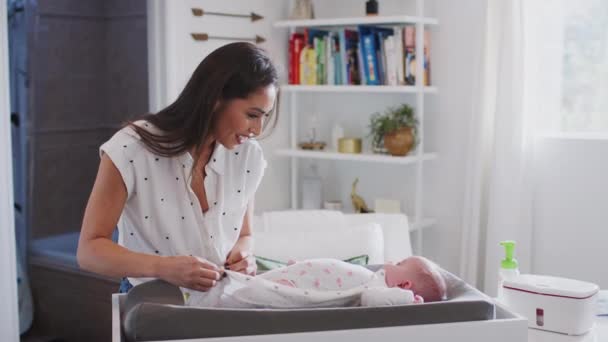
left=186, top=258, right=421, bottom=308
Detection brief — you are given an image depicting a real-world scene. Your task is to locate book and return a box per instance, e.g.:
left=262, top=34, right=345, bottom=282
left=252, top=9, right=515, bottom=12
left=289, top=33, right=305, bottom=84
left=358, top=26, right=394, bottom=85
left=329, top=32, right=342, bottom=84
left=358, top=26, right=379, bottom=85
left=314, top=36, right=325, bottom=84
left=339, top=29, right=361, bottom=85
left=288, top=35, right=295, bottom=84
left=325, top=32, right=334, bottom=84
left=404, top=25, right=416, bottom=85
left=403, top=26, right=431, bottom=86
left=383, top=35, right=398, bottom=86
left=357, top=37, right=365, bottom=85
left=424, top=30, right=431, bottom=86
left=394, top=26, right=405, bottom=85
left=300, top=45, right=317, bottom=85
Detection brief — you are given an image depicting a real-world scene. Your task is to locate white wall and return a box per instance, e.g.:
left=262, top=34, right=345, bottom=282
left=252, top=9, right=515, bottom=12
left=147, top=0, right=292, bottom=213
left=422, top=0, right=487, bottom=274
left=533, top=136, right=608, bottom=288
left=0, top=0, right=20, bottom=339
left=149, top=0, right=488, bottom=276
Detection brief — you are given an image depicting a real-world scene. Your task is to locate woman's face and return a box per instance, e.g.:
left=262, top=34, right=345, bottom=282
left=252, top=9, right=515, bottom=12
left=214, top=85, right=277, bottom=150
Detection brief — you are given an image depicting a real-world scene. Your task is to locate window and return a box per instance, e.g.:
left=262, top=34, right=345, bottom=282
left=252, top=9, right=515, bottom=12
left=560, top=0, right=608, bottom=132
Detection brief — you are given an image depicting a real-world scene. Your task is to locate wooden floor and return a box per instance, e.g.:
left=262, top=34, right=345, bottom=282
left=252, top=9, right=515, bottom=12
left=26, top=259, right=120, bottom=342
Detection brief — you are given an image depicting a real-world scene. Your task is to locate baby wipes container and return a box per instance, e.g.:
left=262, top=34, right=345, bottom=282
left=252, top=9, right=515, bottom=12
left=502, top=274, right=599, bottom=335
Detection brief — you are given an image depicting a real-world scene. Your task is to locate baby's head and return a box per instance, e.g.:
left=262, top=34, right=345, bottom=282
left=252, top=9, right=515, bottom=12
left=383, top=256, right=447, bottom=302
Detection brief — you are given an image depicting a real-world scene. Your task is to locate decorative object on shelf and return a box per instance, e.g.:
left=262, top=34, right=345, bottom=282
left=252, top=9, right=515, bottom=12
left=338, top=137, right=362, bottom=154
left=369, top=103, right=418, bottom=156
left=374, top=198, right=401, bottom=213
left=366, top=0, right=379, bottom=16
left=351, top=178, right=374, bottom=213
left=289, top=0, right=314, bottom=20
left=384, top=127, right=415, bottom=156
left=191, top=8, right=264, bottom=22
left=299, top=112, right=326, bottom=150
left=191, top=33, right=266, bottom=44
left=298, top=141, right=326, bottom=150
left=323, top=200, right=343, bottom=211
left=331, top=124, right=344, bottom=150
left=302, top=164, right=322, bottom=209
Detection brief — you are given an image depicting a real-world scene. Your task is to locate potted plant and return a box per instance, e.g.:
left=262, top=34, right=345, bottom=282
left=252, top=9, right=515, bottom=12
left=368, top=104, right=418, bottom=156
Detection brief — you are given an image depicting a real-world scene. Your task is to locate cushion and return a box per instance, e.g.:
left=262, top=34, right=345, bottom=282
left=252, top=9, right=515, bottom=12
left=260, top=210, right=346, bottom=233
left=121, top=268, right=496, bottom=342
left=253, top=222, right=385, bottom=264
left=345, top=213, right=413, bottom=263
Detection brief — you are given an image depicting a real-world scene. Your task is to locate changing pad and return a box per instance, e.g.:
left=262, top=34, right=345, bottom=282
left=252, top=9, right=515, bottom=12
left=121, top=267, right=495, bottom=341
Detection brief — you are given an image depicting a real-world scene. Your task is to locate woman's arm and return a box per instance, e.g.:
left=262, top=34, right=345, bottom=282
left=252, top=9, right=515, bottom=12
left=77, top=153, right=160, bottom=278
left=77, top=154, right=220, bottom=291
left=225, top=201, right=256, bottom=274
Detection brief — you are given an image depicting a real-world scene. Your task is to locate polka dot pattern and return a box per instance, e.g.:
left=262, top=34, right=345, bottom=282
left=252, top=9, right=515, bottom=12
left=100, top=122, right=267, bottom=283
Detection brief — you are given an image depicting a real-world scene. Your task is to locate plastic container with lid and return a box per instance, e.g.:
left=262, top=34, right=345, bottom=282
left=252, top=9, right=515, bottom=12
left=502, top=274, right=599, bottom=335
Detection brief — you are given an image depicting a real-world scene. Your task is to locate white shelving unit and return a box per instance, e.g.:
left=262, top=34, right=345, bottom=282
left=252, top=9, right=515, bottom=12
left=274, top=15, right=438, bottom=28
left=274, top=1, right=436, bottom=254
left=281, top=85, right=438, bottom=94
left=276, top=149, right=437, bottom=165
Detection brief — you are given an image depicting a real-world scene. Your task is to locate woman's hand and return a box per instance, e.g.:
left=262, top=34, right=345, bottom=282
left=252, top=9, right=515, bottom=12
left=225, top=249, right=257, bottom=276
left=156, top=255, right=222, bottom=292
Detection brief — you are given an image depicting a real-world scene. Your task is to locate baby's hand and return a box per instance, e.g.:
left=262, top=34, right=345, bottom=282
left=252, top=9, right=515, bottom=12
left=225, top=250, right=256, bottom=275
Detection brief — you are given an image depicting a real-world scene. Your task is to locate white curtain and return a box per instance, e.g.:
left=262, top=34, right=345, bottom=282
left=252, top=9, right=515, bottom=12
left=459, top=0, right=567, bottom=294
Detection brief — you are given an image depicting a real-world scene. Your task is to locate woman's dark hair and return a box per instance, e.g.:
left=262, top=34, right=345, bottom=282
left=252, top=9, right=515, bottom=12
left=127, top=42, right=279, bottom=163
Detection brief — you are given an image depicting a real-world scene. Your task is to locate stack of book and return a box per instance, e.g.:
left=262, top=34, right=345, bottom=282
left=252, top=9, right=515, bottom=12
left=288, top=25, right=430, bottom=86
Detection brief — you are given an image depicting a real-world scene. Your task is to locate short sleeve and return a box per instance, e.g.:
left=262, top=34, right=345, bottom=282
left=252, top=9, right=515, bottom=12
left=99, top=130, right=139, bottom=199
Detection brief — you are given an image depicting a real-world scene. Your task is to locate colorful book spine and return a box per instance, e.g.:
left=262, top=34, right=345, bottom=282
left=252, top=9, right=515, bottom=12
left=288, top=35, right=295, bottom=84
left=358, top=27, right=379, bottom=85
left=404, top=25, right=416, bottom=85
left=340, top=29, right=360, bottom=85
left=424, top=30, right=431, bottom=86
left=384, top=35, right=398, bottom=86
left=376, top=28, right=394, bottom=85
left=356, top=38, right=365, bottom=85
left=287, top=25, right=429, bottom=87
left=289, top=33, right=305, bottom=84
left=333, top=33, right=343, bottom=84
left=326, top=33, right=334, bottom=85
left=300, top=45, right=317, bottom=85
left=394, top=26, right=405, bottom=85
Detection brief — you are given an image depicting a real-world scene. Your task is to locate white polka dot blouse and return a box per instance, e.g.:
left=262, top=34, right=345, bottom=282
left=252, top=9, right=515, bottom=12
left=99, top=121, right=267, bottom=286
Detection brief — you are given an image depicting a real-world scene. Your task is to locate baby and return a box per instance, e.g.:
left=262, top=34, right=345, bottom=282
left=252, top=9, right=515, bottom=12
left=186, top=256, right=447, bottom=308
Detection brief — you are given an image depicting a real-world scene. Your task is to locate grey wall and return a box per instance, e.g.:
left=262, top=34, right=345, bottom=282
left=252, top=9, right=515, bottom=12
left=25, top=0, right=148, bottom=239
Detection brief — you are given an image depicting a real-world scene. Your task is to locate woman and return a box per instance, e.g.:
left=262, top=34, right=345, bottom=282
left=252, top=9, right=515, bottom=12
left=77, top=42, right=278, bottom=293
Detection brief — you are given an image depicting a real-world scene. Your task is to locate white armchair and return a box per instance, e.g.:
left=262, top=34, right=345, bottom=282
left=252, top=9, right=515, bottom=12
left=252, top=210, right=413, bottom=265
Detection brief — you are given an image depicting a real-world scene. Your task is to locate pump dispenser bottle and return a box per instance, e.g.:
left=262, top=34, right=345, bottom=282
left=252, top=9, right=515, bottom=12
left=497, top=240, right=520, bottom=301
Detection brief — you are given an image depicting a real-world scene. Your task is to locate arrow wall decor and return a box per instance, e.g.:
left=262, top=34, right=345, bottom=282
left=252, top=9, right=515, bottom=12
left=191, top=8, right=264, bottom=22
left=191, top=33, right=266, bottom=44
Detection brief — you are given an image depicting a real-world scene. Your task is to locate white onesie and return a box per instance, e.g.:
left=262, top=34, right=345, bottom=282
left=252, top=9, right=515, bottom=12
left=185, top=259, right=421, bottom=308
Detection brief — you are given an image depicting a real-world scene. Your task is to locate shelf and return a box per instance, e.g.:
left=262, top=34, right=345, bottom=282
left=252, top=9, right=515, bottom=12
left=411, top=218, right=437, bottom=232
left=276, top=149, right=437, bottom=165
left=274, top=15, right=438, bottom=28
left=281, top=85, right=437, bottom=94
